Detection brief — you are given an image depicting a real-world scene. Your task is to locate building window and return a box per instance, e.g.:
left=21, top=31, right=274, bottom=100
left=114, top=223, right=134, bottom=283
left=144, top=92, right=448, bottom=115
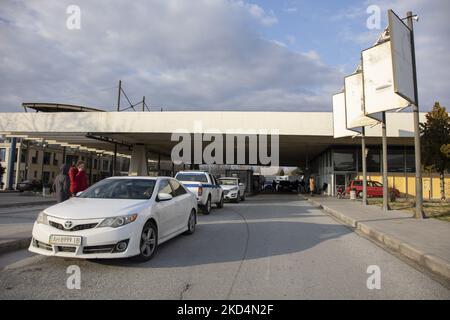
left=0, top=148, right=6, bottom=162
left=405, top=148, right=415, bottom=172
left=102, top=160, right=109, bottom=171
left=53, top=153, right=58, bottom=166
left=42, top=172, right=50, bottom=185
left=333, top=149, right=356, bottom=172
left=43, top=152, right=51, bottom=165
left=34, top=171, right=37, bottom=178
left=387, top=149, right=405, bottom=172
left=21, top=149, right=27, bottom=163
left=93, top=159, right=98, bottom=170
left=32, top=151, right=39, bottom=164
left=367, top=148, right=381, bottom=172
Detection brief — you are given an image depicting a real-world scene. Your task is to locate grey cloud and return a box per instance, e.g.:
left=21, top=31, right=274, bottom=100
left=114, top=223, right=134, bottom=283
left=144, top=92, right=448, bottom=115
left=0, top=0, right=343, bottom=112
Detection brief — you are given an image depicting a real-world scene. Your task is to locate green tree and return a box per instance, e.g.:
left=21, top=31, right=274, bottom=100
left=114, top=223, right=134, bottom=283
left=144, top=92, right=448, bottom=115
left=420, top=102, right=450, bottom=201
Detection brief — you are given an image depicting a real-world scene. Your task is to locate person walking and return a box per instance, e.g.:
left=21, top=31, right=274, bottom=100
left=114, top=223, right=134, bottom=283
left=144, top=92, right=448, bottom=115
left=75, top=160, right=88, bottom=193
left=68, top=161, right=78, bottom=197
left=52, top=164, right=71, bottom=203
left=309, top=176, right=315, bottom=196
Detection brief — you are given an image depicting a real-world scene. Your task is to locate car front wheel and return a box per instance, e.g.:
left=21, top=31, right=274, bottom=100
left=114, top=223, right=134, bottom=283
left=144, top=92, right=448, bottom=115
left=184, top=210, right=196, bottom=235
left=133, top=220, right=158, bottom=262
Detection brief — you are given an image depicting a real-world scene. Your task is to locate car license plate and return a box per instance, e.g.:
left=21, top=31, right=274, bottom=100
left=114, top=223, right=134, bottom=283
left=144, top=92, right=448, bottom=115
left=49, top=235, right=82, bottom=246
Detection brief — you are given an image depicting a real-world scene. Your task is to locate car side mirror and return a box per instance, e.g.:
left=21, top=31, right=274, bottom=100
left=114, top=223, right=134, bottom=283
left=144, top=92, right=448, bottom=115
left=239, top=183, right=243, bottom=186
left=157, top=192, right=173, bottom=202
left=76, top=191, right=83, bottom=197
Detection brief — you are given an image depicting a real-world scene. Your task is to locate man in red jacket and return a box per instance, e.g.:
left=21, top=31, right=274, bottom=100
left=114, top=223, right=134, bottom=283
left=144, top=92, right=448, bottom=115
left=75, top=161, right=88, bottom=193
left=69, top=161, right=78, bottom=196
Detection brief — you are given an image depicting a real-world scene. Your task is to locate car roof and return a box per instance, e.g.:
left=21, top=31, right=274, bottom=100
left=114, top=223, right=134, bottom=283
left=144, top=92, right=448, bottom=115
left=176, top=171, right=208, bottom=175
left=105, top=176, right=158, bottom=180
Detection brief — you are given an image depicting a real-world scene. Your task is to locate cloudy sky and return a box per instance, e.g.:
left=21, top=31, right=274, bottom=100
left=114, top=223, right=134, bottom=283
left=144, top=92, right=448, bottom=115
left=0, top=0, right=448, bottom=112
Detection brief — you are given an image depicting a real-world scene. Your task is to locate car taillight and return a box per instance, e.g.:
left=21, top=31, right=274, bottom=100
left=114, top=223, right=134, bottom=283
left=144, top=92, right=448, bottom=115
left=198, top=186, right=203, bottom=196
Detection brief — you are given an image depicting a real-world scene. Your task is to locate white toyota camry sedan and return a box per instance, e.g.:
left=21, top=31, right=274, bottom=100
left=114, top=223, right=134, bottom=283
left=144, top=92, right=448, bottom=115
left=29, top=176, right=197, bottom=261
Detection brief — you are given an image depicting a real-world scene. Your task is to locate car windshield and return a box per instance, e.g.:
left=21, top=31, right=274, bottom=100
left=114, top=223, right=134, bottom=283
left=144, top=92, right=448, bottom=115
left=78, top=179, right=156, bottom=200
left=175, top=173, right=208, bottom=183
left=219, top=179, right=238, bottom=186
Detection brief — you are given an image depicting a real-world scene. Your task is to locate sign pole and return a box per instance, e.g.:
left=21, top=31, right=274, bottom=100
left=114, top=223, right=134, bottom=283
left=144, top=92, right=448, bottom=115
left=381, top=112, right=389, bottom=211
left=361, top=127, right=368, bottom=205
left=406, top=11, right=424, bottom=219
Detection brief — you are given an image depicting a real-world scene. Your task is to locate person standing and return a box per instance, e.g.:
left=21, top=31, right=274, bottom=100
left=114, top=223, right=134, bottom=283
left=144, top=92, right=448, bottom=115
left=68, top=161, right=78, bottom=196
left=75, top=160, right=88, bottom=193
left=309, top=176, right=315, bottom=196
left=52, top=164, right=71, bottom=203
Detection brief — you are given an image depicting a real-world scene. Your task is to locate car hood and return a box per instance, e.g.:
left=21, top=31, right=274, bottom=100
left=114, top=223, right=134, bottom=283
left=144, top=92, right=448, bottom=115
left=220, top=185, right=238, bottom=191
left=43, top=198, right=149, bottom=219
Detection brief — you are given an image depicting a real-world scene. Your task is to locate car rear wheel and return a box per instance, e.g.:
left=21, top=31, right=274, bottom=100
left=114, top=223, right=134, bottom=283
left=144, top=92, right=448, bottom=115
left=241, top=192, right=245, bottom=201
left=203, top=196, right=212, bottom=215
left=133, top=220, right=158, bottom=262
left=184, top=210, right=196, bottom=235
left=217, top=194, right=224, bottom=208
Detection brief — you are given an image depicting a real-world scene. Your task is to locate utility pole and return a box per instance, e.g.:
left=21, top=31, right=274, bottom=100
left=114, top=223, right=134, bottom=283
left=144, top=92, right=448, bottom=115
left=113, top=80, right=121, bottom=176
left=142, top=96, right=145, bottom=112
left=361, top=127, right=368, bottom=205
left=406, top=11, right=424, bottom=219
left=117, top=80, right=122, bottom=112
left=381, top=112, right=389, bottom=211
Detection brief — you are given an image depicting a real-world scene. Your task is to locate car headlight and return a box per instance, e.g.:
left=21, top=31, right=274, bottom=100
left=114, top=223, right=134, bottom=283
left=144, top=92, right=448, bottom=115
left=98, top=214, right=138, bottom=228
left=36, top=211, right=49, bottom=225
left=231, top=187, right=239, bottom=191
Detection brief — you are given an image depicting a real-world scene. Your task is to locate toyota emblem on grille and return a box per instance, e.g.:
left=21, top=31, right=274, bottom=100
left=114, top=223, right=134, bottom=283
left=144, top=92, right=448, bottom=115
left=64, top=221, right=73, bottom=229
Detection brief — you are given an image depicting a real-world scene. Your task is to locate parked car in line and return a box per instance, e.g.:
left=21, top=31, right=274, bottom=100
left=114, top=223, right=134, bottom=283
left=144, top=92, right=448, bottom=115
left=174, top=171, right=224, bottom=214
left=218, top=177, right=245, bottom=202
left=29, top=176, right=197, bottom=261
left=345, top=180, right=400, bottom=199
left=17, top=179, right=43, bottom=192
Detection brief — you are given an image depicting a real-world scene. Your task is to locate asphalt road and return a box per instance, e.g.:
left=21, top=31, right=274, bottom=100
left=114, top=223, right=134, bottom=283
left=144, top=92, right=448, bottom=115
left=0, top=194, right=449, bottom=299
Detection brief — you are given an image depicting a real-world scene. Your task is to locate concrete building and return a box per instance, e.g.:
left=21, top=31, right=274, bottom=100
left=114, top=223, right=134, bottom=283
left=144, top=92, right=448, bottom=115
left=0, top=138, right=130, bottom=190
left=0, top=110, right=448, bottom=199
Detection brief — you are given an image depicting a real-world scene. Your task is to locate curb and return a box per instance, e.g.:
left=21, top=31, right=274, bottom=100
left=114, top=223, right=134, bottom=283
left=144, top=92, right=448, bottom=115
left=0, top=200, right=56, bottom=209
left=0, top=237, right=31, bottom=255
left=308, top=198, right=450, bottom=281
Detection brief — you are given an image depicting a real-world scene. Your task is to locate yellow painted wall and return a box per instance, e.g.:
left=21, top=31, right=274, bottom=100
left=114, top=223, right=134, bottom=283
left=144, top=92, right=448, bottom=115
left=357, top=173, right=450, bottom=199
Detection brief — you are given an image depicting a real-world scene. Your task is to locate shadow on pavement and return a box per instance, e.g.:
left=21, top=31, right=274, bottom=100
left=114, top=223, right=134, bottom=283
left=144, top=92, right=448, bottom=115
left=91, top=194, right=351, bottom=268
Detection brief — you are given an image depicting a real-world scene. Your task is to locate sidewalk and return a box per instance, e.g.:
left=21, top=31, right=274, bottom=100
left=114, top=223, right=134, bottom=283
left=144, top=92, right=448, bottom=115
left=0, top=193, right=56, bottom=209
left=307, top=196, right=450, bottom=281
left=0, top=223, right=33, bottom=255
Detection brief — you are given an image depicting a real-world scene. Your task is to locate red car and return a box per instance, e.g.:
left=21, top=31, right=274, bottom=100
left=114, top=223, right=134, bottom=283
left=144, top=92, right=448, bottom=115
left=345, top=180, right=400, bottom=199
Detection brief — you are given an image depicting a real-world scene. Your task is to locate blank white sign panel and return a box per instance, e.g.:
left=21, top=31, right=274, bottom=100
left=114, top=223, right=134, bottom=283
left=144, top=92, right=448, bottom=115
left=362, top=41, right=410, bottom=115
left=344, top=72, right=379, bottom=130
left=333, top=92, right=355, bottom=138
left=389, top=9, right=415, bottom=104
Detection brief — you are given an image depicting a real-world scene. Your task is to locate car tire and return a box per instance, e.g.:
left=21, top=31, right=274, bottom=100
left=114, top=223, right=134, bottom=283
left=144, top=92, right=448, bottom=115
left=241, top=193, right=245, bottom=201
left=203, top=196, right=212, bottom=215
left=357, top=191, right=363, bottom=198
left=234, top=192, right=241, bottom=203
left=133, top=220, right=158, bottom=262
left=217, top=194, right=224, bottom=208
left=184, top=210, right=196, bottom=235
